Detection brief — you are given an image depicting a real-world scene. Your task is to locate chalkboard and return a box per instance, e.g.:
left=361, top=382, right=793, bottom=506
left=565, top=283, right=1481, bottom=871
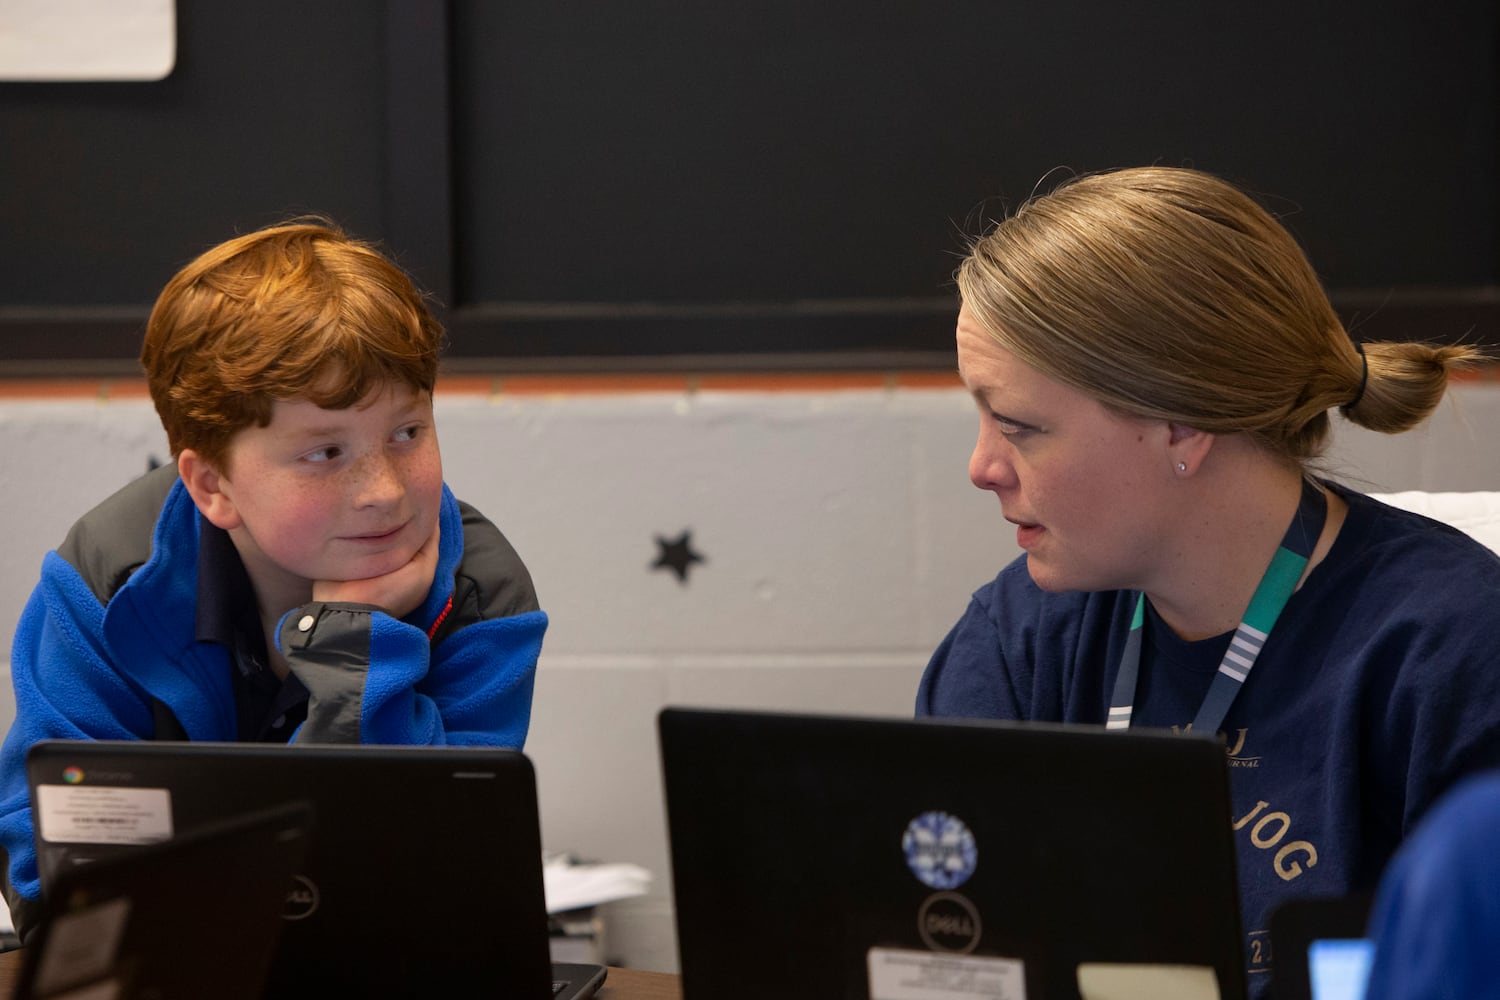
left=1, top=0, right=1496, bottom=372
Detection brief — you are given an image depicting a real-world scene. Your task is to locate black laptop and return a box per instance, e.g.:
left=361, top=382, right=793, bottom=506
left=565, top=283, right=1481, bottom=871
left=1269, top=895, right=1374, bottom=1000
left=16, top=800, right=312, bottom=1000
left=659, top=708, right=1247, bottom=1000
left=26, top=740, right=606, bottom=1000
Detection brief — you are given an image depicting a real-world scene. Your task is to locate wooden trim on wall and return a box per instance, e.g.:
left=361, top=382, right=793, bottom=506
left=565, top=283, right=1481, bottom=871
left=2, top=293, right=1496, bottom=378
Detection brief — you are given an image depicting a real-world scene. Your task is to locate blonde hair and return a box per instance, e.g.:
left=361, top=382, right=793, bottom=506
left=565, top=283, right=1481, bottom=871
left=141, top=219, right=443, bottom=472
left=957, top=167, right=1482, bottom=465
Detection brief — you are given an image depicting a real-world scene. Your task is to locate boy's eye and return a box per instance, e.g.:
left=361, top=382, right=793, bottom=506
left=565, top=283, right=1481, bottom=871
left=304, top=446, right=341, bottom=463
left=392, top=424, right=421, bottom=443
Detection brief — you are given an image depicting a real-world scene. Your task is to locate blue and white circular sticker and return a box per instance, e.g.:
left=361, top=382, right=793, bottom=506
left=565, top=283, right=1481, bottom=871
left=902, top=811, right=978, bottom=889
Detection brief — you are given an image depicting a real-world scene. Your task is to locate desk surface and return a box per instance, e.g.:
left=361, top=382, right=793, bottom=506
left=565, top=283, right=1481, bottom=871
left=0, top=948, right=682, bottom=999
left=596, top=965, right=684, bottom=1000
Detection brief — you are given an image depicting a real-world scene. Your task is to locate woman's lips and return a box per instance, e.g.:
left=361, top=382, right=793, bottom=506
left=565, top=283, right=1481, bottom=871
left=1014, top=522, right=1043, bottom=549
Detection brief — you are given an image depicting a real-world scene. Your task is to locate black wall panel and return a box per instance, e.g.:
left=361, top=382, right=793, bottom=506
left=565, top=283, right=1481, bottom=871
left=2, top=0, right=1496, bottom=372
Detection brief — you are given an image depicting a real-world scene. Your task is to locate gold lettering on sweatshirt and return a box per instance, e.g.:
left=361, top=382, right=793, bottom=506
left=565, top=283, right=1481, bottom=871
left=1233, top=800, right=1319, bottom=882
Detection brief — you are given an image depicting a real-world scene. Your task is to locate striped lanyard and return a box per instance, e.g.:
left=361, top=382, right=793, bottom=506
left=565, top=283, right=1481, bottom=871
left=1106, top=479, right=1328, bottom=735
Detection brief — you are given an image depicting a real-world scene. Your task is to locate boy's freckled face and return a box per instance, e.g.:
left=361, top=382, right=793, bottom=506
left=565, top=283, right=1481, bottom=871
left=215, top=383, right=443, bottom=591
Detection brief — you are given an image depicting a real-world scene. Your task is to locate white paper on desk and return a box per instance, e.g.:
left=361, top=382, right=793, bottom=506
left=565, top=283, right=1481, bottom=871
left=543, top=856, right=652, bottom=914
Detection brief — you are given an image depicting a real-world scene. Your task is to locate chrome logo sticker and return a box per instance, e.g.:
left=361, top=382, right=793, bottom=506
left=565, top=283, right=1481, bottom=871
left=902, top=811, right=978, bottom=889
left=61, top=767, right=84, bottom=784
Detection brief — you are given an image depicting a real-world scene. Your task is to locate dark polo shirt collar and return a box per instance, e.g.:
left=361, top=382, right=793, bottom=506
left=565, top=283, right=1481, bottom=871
left=195, top=518, right=309, bottom=742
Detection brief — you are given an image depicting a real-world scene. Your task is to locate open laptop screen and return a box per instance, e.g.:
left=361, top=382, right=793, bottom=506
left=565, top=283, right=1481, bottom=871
left=1270, top=894, right=1373, bottom=1000
left=1307, top=938, right=1373, bottom=1000
left=25, top=739, right=602, bottom=1000
left=16, top=801, right=311, bottom=1000
left=660, top=708, right=1248, bottom=1000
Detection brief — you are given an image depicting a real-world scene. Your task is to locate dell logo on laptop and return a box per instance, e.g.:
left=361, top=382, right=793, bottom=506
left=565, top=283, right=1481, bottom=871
left=284, top=874, right=321, bottom=920
left=918, top=891, right=983, bottom=953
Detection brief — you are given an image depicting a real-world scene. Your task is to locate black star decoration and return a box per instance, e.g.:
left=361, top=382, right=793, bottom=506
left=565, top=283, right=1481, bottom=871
left=652, top=530, right=706, bottom=584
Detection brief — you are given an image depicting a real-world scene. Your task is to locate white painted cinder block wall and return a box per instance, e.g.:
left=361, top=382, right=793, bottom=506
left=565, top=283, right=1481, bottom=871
left=2, top=381, right=1499, bottom=967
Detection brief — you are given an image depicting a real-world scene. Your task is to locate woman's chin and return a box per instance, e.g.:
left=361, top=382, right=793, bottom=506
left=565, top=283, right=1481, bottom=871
left=1024, top=556, right=1087, bottom=594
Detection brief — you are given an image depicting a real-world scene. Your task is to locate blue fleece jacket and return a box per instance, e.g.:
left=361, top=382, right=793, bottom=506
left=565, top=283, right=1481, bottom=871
left=1364, top=770, right=1500, bottom=1000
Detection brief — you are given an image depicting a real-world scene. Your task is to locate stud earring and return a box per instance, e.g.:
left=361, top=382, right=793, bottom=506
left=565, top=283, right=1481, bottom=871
left=1176, top=462, right=1187, bottom=473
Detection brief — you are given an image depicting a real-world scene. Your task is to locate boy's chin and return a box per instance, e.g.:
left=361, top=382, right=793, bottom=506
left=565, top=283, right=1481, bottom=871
left=332, top=551, right=418, bottom=583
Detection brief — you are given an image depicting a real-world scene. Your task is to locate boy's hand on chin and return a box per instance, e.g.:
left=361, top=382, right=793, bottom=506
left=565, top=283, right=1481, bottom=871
left=312, top=521, right=442, bottom=620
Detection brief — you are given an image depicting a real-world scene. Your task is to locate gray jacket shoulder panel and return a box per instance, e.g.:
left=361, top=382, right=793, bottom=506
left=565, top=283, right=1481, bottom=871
left=55, top=463, right=181, bottom=606
left=451, top=500, right=539, bottom=623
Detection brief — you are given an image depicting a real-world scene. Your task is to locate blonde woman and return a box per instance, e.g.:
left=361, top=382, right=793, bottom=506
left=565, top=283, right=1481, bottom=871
left=918, top=166, right=1500, bottom=994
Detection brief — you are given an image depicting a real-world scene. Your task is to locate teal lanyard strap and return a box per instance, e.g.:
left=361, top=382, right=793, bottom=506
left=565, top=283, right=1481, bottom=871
left=1106, top=479, right=1328, bottom=735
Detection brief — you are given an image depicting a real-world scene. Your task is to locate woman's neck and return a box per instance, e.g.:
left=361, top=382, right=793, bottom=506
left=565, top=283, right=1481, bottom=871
left=1143, top=455, right=1346, bottom=642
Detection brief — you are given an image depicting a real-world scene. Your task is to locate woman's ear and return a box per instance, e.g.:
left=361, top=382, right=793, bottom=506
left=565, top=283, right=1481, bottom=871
left=1166, top=422, right=1216, bottom=476
left=177, top=450, right=242, bottom=530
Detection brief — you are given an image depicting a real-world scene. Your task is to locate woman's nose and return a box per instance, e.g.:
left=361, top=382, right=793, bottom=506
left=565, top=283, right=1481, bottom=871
left=969, top=428, right=1017, bottom=493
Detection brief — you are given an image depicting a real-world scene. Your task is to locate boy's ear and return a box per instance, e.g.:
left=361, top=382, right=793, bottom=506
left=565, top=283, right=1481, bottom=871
left=177, top=450, right=242, bottom=530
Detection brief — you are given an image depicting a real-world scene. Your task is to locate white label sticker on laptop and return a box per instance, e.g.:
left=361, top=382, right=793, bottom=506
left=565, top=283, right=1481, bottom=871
left=868, top=948, right=1026, bottom=1000
left=35, top=785, right=173, bottom=845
